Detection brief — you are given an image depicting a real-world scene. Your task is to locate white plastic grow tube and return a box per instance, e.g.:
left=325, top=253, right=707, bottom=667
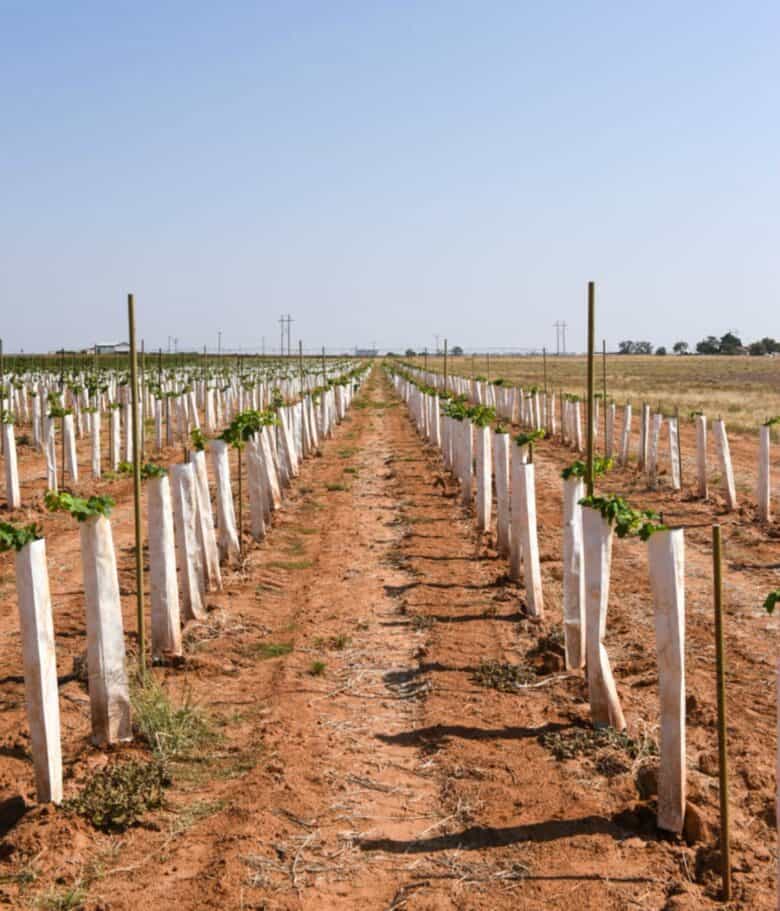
left=14, top=539, right=63, bottom=802
left=80, top=514, right=132, bottom=746
left=562, top=476, right=585, bottom=669
left=648, top=528, right=686, bottom=834
left=582, top=506, right=625, bottom=730
left=147, top=474, right=183, bottom=659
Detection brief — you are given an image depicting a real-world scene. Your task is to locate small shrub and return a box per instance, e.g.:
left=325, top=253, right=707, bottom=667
left=247, top=641, right=293, bottom=660
left=35, top=882, right=87, bottom=911
left=309, top=660, right=326, bottom=676
left=131, top=673, right=213, bottom=762
left=65, top=760, right=169, bottom=832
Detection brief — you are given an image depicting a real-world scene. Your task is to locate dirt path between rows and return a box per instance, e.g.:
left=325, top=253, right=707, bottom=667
left=0, top=366, right=776, bottom=910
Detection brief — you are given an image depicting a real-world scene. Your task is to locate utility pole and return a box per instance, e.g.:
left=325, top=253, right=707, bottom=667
left=217, top=329, right=222, bottom=356
left=286, top=314, right=293, bottom=361
left=279, top=315, right=285, bottom=356
left=554, top=322, right=561, bottom=356
left=562, top=321, right=568, bottom=355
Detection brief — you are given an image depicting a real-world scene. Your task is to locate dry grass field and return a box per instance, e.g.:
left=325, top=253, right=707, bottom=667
left=411, top=354, right=780, bottom=434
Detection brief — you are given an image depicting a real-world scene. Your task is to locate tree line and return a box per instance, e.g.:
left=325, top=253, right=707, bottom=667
left=618, top=333, right=780, bottom=356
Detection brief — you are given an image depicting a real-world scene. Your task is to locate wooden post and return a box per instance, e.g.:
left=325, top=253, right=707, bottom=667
left=602, top=339, right=608, bottom=454
left=443, top=339, right=448, bottom=393
left=59, top=351, right=66, bottom=484
left=140, top=339, right=146, bottom=462
left=127, top=294, right=145, bottom=672
left=712, top=524, right=731, bottom=900
left=0, top=338, right=3, bottom=456
left=586, top=282, right=595, bottom=496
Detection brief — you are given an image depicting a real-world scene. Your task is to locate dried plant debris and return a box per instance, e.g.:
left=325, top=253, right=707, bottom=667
left=540, top=724, right=658, bottom=777
left=471, top=659, right=536, bottom=692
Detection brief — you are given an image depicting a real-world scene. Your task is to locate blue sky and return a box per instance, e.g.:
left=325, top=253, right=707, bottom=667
left=2, top=2, right=777, bottom=353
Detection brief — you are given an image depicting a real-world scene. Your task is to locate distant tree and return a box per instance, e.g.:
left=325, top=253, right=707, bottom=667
left=673, top=341, right=689, bottom=355
left=696, top=336, right=720, bottom=355
left=748, top=337, right=780, bottom=356
left=451, top=345, right=464, bottom=356
left=634, top=341, right=653, bottom=354
left=404, top=348, right=416, bottom=357
left=618, top=340, right=636, bottom=355
left=655, top=346, right=667, bottom=356
left=719, top=332, right=743, bottom=355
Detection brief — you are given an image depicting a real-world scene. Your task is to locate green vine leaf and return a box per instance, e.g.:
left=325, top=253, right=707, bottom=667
left=44, top=490, right=115, bottom=522
left=467, top=405, right=496, bottom=427
left=0, top=522, right=42, bottom=552
left=579, top=494, right=666, bottom=540
left=514, top=429, right=545, bottom=448
left=562, top=457, right=613, bottom=481
left=190, top=427, right=208, bottom=452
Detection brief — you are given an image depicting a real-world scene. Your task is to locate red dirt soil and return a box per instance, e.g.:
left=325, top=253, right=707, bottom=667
left=0, top=366, right=775, bottom=909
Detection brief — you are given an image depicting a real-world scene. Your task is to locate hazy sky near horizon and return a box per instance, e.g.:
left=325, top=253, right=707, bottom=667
left=2, top=2, right=778, bottom=354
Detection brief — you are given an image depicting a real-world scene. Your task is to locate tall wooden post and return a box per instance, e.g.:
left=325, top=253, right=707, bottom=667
left=140, top=339, right=146, bottom=462
left=712, top=524, right=731, bottom=900
left=127, top=294, right=145, bottom=672
left=602, top=339, right=608, bottom=454
left=0, top=338, right=4, bottom=455
left=443, top=339, right=448, bottom=394
left=586, top=282, right=595, bottom=496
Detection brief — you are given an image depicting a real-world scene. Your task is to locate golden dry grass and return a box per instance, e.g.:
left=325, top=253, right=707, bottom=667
left=410, top=354, right=780, bottom=434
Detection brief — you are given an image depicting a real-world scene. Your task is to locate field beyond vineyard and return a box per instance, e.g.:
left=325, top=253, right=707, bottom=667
left=0, top=363, right=776, bottom=909
left=412, top=355, right=780, bottom=433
